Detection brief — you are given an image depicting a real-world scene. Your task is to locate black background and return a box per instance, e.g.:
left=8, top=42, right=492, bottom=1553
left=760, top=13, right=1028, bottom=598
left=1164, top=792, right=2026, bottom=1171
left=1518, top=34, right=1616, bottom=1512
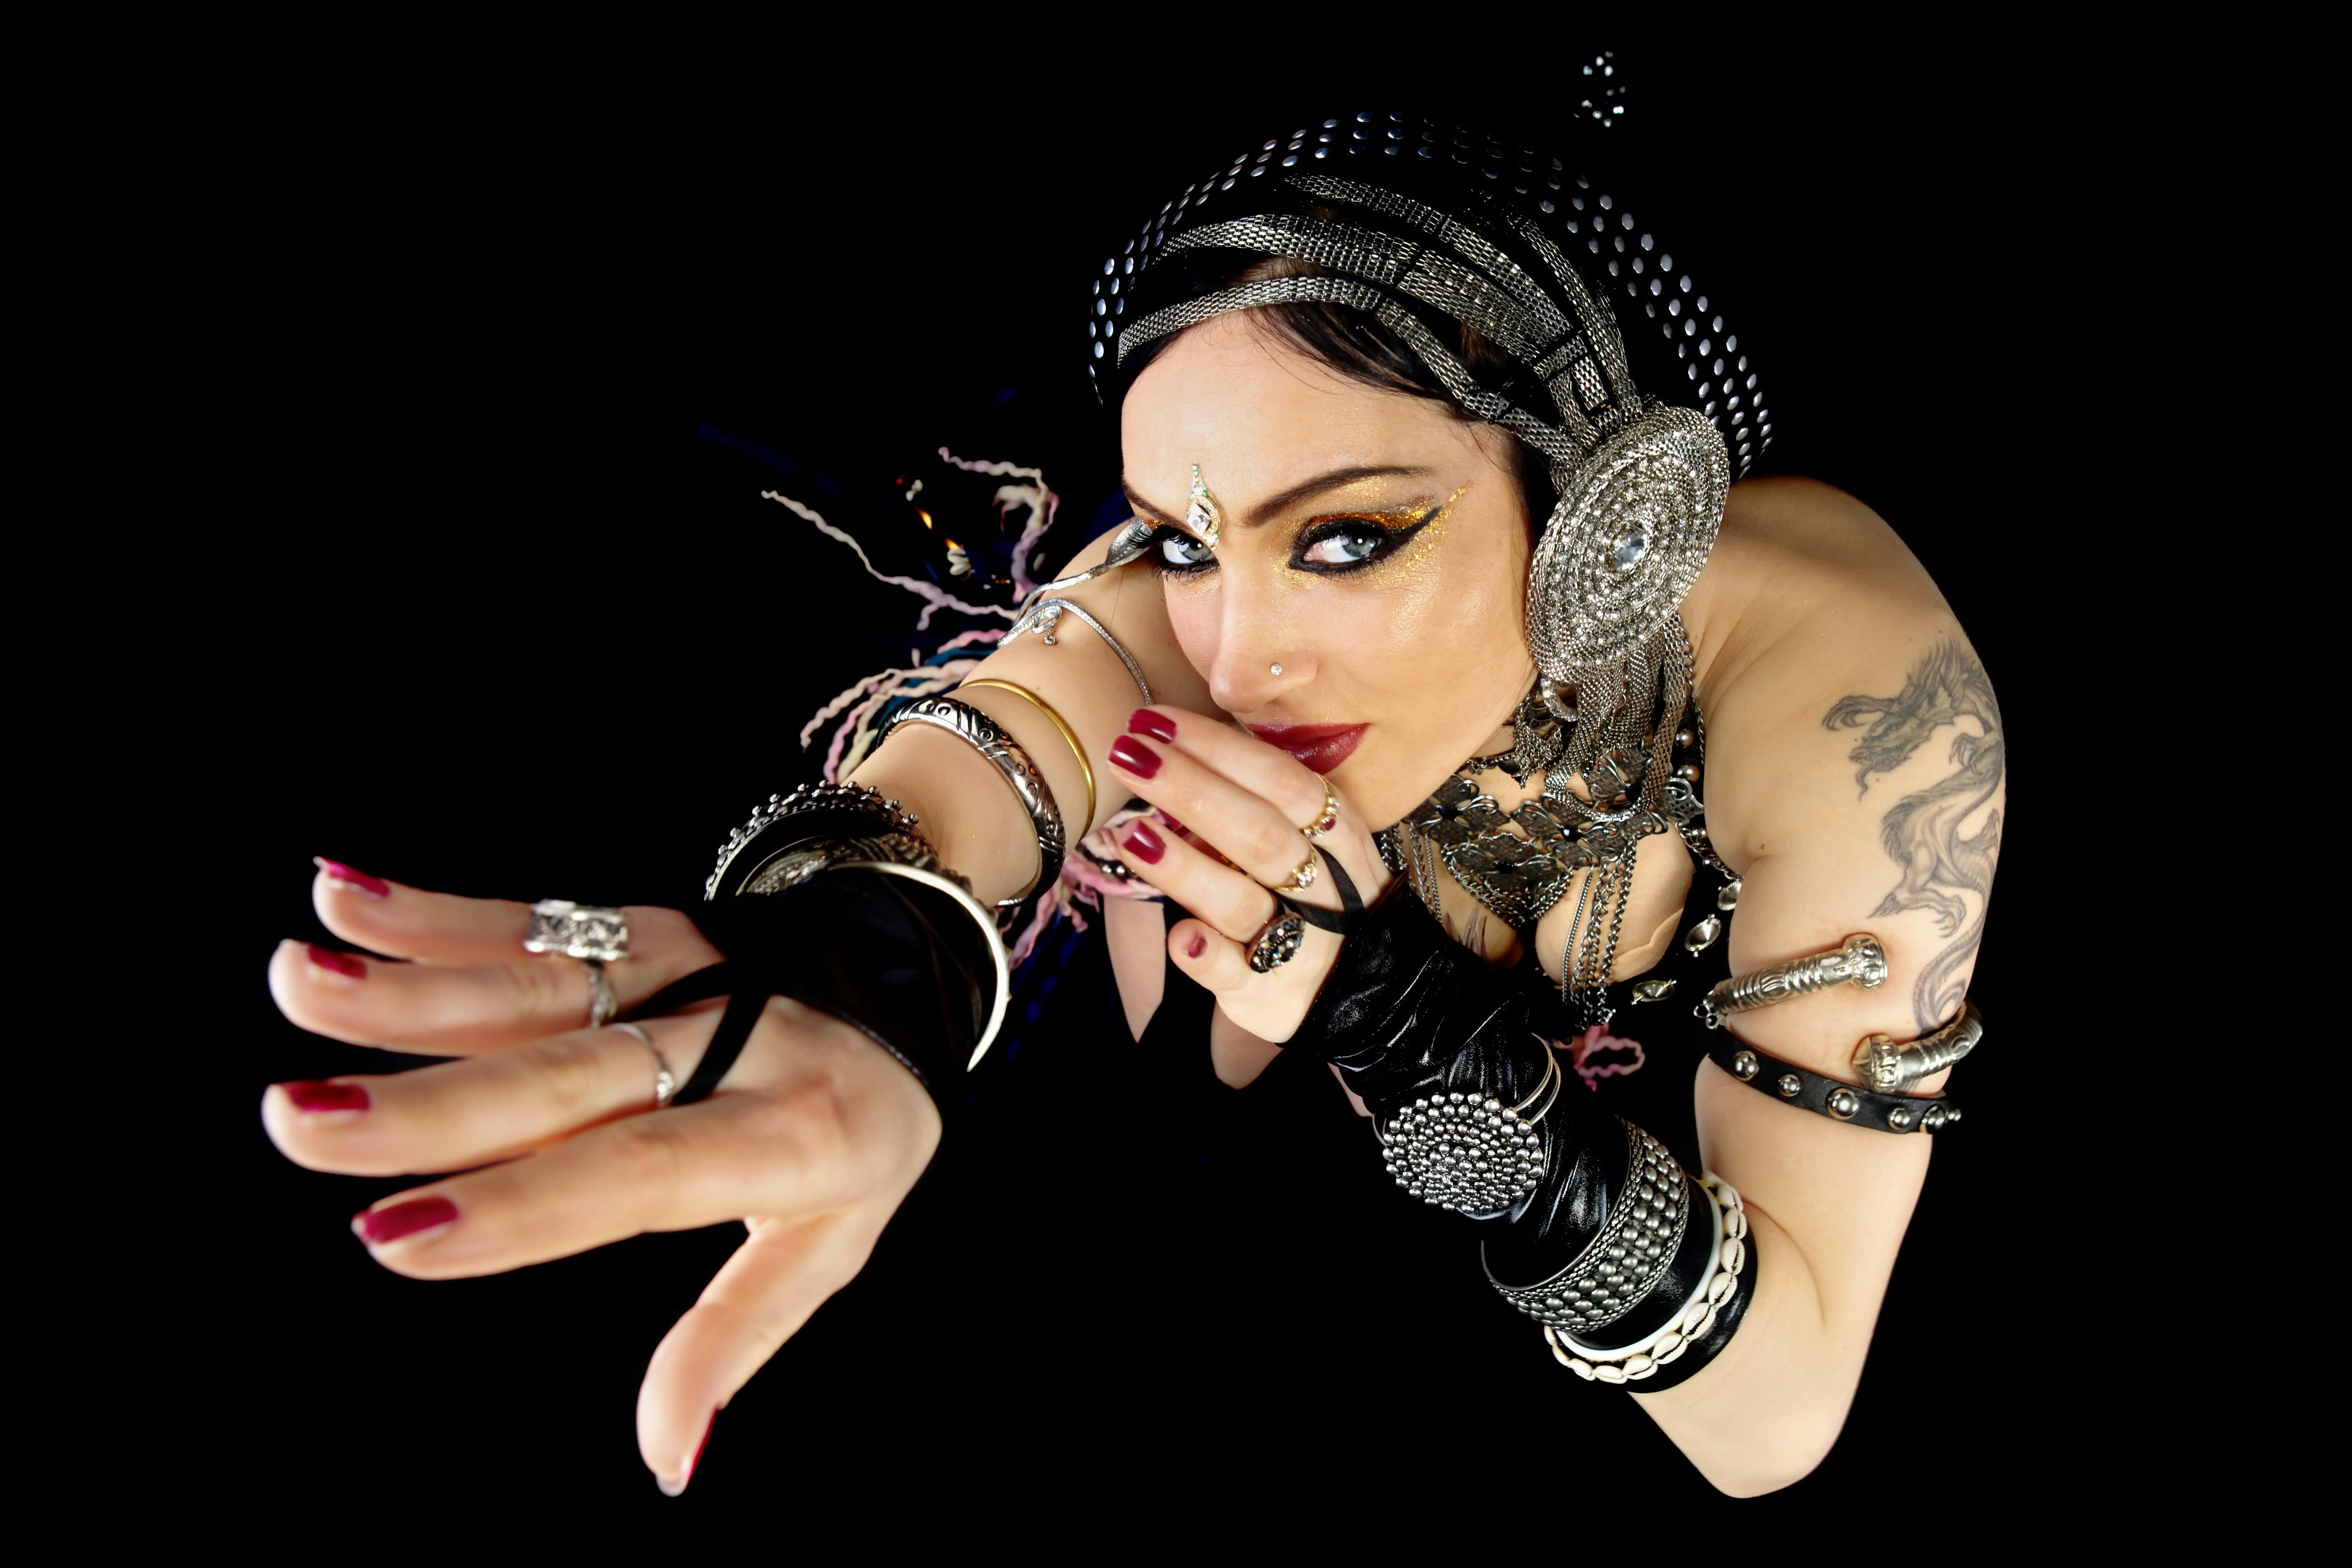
left=115, top=33, right=2159, bottom=1537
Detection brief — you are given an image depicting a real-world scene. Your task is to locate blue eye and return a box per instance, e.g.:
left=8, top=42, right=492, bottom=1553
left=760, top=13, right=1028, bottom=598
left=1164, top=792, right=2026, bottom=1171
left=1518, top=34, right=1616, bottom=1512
left=1160, top=532, right=1215, bottom=567
left=1301, top=527, right=1383, bottom=567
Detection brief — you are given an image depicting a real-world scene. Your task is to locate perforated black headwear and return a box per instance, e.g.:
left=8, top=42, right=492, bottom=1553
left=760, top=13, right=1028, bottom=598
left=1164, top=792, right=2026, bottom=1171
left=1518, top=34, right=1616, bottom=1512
left=1085, top=109, right=1772, bottom=478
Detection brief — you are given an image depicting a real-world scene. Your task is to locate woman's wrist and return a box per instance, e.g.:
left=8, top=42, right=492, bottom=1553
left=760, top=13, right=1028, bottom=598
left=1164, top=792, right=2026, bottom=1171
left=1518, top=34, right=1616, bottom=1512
left=848, top=722, right=1042, bottom=906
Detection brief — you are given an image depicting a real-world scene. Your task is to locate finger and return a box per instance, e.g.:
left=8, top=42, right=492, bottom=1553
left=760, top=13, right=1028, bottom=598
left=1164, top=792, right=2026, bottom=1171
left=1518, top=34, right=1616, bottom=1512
left=1127, top=706, right=1333, bottom=830
left=347, top=1000, right=940, bottom=1279
left=261, top=1013, right=716, bottom=1177
left=1166, top=915, right=1264, bottom=997
left=268, top=929, right=717, bottom=1055
left=637, top=1210, right=882, bottom=1495
left=1112, top=818, right=1277, bottom=944
left=1107, top=731, right=1323, bottom=895
left=311, top=862, right=718, bottom=975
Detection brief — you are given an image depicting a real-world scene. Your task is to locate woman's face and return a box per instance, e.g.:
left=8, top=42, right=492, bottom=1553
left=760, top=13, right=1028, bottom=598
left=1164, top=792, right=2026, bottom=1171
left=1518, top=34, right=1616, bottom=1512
left=1122, top=313, right=1536, bottom=830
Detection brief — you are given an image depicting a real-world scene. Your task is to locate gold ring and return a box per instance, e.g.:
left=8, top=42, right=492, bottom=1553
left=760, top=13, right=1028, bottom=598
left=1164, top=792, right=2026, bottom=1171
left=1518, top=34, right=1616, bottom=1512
left=1270, top=850, right=1319, bottom=894
left=1300, top=776, right=1341, bottom=841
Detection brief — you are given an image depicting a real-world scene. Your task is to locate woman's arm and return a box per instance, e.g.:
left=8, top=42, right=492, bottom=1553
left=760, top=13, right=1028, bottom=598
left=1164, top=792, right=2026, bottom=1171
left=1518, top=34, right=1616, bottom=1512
left=846, top=528, right=1210, bottom=903
left=1631, top=477, right=2005, bottom=1493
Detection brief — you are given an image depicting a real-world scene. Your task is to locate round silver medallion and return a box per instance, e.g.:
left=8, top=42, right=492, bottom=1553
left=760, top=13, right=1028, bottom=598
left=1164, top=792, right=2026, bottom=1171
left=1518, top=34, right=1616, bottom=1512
left=1381, top=1090, right=1547, bottom=1212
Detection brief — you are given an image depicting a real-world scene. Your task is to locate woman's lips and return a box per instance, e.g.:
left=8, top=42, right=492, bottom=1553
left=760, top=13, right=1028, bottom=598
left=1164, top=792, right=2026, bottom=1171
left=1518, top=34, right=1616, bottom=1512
left=1248, top=723, right=1367, bottom=774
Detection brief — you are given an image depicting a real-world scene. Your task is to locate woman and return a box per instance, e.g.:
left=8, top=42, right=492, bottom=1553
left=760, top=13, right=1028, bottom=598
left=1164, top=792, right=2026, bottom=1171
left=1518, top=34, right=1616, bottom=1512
left=262, top=113, right=2000, bottom=1497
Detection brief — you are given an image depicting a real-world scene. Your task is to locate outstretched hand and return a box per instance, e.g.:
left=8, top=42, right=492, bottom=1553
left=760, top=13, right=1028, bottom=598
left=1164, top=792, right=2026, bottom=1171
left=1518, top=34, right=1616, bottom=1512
left=262, top=864, right=941, bottom=1495
left=1102, top=706, right=1393, bottom=1043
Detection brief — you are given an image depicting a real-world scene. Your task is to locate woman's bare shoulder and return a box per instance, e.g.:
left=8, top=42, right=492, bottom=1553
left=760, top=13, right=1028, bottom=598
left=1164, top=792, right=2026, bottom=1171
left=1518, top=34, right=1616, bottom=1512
left=1684, top=476, right=1960, bottom=712
left=1681, top=475, right=2000, bottom=893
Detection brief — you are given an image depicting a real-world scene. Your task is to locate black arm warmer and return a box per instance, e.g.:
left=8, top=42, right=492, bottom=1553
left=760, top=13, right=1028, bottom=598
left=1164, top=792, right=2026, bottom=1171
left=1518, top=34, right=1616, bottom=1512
left=632, top=868, right=995, bottom=1112
left=1296, top=885, right=1750, bottom=1385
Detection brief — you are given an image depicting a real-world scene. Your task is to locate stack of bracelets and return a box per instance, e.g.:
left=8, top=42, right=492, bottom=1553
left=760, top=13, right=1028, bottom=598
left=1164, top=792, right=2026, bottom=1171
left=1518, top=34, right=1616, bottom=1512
left=518, top=668, right=1981, bottom=1393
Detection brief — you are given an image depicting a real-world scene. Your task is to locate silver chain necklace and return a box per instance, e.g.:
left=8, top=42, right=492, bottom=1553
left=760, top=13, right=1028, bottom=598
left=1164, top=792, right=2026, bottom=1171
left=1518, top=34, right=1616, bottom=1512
left=1378, top=617, right=1708, bottom=1027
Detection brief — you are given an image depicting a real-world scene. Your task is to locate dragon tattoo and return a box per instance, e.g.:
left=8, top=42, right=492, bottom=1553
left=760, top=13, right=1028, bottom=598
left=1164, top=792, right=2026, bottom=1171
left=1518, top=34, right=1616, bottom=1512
left=1823, top=640, right=2004, bottom=1032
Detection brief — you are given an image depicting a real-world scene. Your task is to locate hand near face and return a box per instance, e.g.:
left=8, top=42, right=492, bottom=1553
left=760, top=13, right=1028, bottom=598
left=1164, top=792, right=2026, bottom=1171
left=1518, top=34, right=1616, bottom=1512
left=1104, top=706, right=1393, bottom=1043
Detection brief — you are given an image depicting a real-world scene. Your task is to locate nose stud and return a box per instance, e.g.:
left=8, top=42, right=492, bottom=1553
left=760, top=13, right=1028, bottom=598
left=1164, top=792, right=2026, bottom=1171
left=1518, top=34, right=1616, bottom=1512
left=1270, top=663, right=1283, bottom=676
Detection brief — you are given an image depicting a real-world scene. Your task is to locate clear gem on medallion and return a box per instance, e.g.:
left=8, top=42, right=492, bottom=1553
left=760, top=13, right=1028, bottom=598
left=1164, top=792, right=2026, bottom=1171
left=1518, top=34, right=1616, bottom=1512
left=1607, top=529, right=1650, bottom=571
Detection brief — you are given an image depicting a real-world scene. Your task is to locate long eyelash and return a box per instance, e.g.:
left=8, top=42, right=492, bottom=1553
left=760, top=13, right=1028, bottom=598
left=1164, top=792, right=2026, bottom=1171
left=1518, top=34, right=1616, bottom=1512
left=1138, top=524, right=1216, bottom=578
left=1292, top=507, right=1440, bottom=576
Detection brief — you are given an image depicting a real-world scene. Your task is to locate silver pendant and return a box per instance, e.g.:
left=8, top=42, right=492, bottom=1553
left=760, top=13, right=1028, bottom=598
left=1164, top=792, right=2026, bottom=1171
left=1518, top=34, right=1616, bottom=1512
left=1682, top=914, right=1722, bottom=954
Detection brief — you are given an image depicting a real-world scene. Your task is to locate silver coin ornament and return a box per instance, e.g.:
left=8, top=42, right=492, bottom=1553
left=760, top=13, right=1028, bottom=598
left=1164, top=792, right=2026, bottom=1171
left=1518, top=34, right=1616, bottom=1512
left=1525, top=402, right=1730, bottom=678
left=1382, top=1090, right=1548, bottom=1213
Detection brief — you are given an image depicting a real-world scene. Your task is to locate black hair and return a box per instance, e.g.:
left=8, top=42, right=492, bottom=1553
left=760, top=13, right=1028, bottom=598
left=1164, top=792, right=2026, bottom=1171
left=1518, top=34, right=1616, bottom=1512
left=1119, top=257, right=1561, bottom=538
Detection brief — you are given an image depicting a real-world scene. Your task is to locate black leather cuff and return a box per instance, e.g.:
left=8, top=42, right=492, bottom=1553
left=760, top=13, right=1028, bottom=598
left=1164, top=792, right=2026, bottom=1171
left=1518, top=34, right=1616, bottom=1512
left=1632, top=1226, right=1756, bottom=1394
left=634, top=867, right=997, bottom=1111
left=1301, top=883, right=1553, bottom=1115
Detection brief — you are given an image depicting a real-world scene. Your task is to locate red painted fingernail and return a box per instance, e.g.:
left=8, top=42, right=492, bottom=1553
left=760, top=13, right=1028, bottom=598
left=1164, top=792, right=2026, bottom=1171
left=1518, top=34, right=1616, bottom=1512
left=1156, top=810, right=1183, bottom=831
left=305, top=944, right=367, bottom=980
left=661, top=1410, right=717, bottom=1497
left=1128, top=708, right=1178, bottom=743
left=312, top=858, right=390, bottom=897
left=1107, top=736, right=1161, bottom=778
left=283, top=1079, right=370, bottom=1114
left=1185, top=933, right=1207, bottom=959
left=353, top=1195, right=457, bottom=1244
left=1122, top=822, right=1166, bottom=864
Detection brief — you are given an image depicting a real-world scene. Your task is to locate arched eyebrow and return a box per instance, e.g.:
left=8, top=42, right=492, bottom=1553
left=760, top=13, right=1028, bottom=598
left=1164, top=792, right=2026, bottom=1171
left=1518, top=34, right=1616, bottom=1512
left=1122, top=464, right=1435, bottom=534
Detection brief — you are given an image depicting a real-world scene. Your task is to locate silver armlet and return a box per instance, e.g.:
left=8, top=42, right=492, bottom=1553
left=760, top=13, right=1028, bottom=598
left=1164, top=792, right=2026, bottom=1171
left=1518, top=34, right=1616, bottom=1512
left=1012, top=518, right=1155, bottom=610
left=1698, top=932, right=1888, bottom=1029
left=882, top=696, right=1066, bottom=908
left=1854, top=999, right=1983, bottom=1093
left=1005, top=597, right=1154, bottom=706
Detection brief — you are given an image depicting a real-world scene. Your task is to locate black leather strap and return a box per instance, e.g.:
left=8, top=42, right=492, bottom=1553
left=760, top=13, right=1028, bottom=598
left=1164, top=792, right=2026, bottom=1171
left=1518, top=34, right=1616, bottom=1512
left=628, top=868, right=995, bottom=1110
left=1705, top=1039, right=1960, bottom=1134
left=1285, top=848, right=1364, bottom=935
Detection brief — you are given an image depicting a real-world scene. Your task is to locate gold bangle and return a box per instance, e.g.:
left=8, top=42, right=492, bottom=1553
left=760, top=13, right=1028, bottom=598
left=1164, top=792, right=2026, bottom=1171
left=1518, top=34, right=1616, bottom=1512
left=958, top=678, right=1097, bottom=829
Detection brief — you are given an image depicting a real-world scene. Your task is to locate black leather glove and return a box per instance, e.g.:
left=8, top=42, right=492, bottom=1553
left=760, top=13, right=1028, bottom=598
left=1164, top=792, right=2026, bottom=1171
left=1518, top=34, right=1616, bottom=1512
left=1296, top=885, right=1749, bottom=1387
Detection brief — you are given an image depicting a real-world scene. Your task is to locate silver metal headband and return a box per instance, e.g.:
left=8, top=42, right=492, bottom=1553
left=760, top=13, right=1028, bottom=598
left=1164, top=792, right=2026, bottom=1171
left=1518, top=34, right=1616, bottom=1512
left=1114, top=173, right=1643, bottom=467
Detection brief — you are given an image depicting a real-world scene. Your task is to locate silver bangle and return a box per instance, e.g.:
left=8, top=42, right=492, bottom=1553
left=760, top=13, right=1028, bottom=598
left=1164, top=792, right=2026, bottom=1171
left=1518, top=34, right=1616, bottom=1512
left=883, top=696, right=1066, bottom=907
left=1698, top=932, right=1888, bottom=1029
left=1853, top=999, right=1983, bottom=1093
left=1544, top=1174, right=1749, bottom=1385
left=701, top=782, right=1015, bottom=1071
left=1486, top=1119, right=1685, bottom=1338
left=1005, top=597, right=1154, bottom=706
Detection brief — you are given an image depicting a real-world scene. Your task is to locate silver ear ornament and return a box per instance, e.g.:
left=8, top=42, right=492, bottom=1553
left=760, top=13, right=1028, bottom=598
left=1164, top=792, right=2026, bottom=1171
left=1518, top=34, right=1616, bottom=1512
left=1527, top=402, right=1730, bottom=685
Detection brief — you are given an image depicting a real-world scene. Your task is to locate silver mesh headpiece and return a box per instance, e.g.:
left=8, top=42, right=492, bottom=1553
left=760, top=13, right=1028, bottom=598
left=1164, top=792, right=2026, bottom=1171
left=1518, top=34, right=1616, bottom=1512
left=1102, top=115, right=1760, bottom=758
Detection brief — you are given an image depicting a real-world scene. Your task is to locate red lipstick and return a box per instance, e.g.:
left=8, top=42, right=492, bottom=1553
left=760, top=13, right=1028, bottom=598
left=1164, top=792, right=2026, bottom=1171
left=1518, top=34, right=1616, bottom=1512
left=1248, top=723, right=1367, bottom=774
